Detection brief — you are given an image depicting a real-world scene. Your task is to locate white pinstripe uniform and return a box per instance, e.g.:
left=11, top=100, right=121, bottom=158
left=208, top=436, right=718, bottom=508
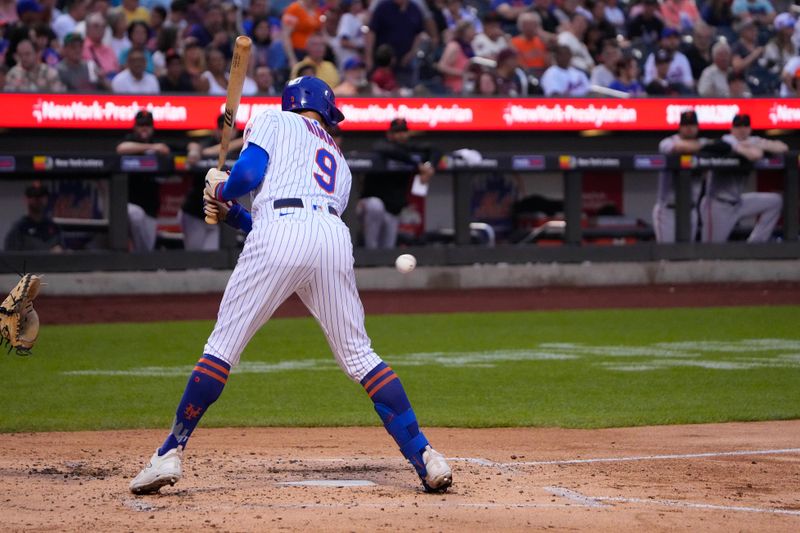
left=203, top=109, right=382, bottom=382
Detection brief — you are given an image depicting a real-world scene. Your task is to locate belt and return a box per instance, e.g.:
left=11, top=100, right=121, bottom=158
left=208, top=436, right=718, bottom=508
left=273, top=198, right=338, bottom=216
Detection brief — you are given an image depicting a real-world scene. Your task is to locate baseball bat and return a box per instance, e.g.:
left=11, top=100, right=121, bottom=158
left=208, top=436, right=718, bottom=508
left=206, top=35, right=252, bottom=224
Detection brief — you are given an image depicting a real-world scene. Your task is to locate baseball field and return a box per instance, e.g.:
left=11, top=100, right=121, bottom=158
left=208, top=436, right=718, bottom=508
left=2, top=284, right=800, bottom=531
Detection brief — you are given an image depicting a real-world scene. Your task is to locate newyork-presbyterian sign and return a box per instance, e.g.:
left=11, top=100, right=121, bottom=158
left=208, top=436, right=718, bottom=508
left=0, top=94, right=797, bottom=131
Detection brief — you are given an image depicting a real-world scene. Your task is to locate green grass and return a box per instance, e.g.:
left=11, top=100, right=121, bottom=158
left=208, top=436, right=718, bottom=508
left=2, top=306, right=800, bottom=432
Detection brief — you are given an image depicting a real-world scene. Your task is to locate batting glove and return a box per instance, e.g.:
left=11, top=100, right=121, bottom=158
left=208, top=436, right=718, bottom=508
left=204, top=168, right=229, bottom=201
left=203, top=191, right=233, bottom=224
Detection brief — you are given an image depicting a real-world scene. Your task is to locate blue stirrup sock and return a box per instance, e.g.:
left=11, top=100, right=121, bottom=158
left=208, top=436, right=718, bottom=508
left=158, top=354, right=230, bottom=456
left=361, top=362, right=430, bottom=478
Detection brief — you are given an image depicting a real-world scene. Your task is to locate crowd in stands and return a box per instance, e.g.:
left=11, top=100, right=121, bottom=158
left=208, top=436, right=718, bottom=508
left=1, top=0, right=800, bottom=97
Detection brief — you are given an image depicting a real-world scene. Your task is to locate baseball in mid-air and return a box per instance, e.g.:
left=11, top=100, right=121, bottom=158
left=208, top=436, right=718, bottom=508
left=395, top=254, right=417, bottom=274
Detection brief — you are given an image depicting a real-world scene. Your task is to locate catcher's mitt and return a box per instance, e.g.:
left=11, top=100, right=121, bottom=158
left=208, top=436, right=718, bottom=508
left=0, top=274, right=42, bottom=355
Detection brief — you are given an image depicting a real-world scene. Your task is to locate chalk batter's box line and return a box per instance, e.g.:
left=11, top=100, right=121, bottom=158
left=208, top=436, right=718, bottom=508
left=449, top=447, right=800, bottom=467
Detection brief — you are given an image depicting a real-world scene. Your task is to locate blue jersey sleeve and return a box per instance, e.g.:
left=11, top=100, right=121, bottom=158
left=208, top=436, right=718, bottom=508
left=220, top=143, right=269, bottom=201
left=224, top=202, right=253, bottom=234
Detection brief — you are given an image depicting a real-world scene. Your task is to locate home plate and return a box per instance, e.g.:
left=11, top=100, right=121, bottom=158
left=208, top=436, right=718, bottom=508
left=277, top=480, right=376, bottom=488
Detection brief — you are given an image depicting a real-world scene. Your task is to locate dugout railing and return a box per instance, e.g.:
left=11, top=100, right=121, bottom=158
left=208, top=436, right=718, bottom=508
left=0, top=151, right=798, bottom=273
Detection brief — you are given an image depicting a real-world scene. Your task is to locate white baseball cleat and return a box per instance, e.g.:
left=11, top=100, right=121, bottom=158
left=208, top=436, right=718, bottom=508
left=129, top=448, right=182, bottom=495
left=422, top=445, right=452, bottom=493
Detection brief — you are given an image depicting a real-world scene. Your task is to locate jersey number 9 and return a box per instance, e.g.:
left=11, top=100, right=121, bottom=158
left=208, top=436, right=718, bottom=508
left=313, top=148, right=337, bottom=194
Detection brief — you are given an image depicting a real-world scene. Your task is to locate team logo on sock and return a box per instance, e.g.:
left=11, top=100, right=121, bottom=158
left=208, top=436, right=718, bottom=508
left=183, top=403, right=204, bottom=420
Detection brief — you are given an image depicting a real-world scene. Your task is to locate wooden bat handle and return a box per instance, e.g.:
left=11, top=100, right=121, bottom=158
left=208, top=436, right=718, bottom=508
left=207, top=35, right=252, bottom=225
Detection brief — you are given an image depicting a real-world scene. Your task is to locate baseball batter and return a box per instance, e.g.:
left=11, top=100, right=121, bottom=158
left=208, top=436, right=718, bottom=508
left=130, top=77, right=452, bottom=495
left=700, top=114, right=789, bottom=243
left=652, top=110, right=710, bottom=243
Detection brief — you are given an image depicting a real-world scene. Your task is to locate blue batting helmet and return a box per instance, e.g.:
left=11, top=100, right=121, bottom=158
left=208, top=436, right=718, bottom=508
left=282, top=76, right=345, bottom=126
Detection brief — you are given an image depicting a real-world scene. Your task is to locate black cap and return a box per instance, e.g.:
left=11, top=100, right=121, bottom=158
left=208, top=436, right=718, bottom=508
left=389, top=118, right=408, bottom=132
left=134, top=110, right=154, bottom=127
left=679, top=110, right=698, bottom=126
left=732, top=113, right=751, bottom=127
left=25, top=183, right=48, bottom=198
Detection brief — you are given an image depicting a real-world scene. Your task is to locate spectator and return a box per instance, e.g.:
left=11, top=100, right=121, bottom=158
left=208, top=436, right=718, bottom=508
left=335, top=56, right=371, bottom=95
left=682, top=21, right=715, bottom=81
left=158, top=50, right=196, bottom=92
left=242, top=0, right=269, bottom=35
left=437, top=19, right=475, bottom=94
left=701, top=0, right=734, bottom=30
left=83, top=12, right=119, bottom=77
left=254, top=64, right=278, bottom=95
left=471, top=12, right=510, bottom=60
left=366, top=0, right=426, bottom=87
left=603, top=0, right=626, bottom=34
left=115, top=110, right=169, bottom=252
left=645, top=49, right=685, bottom=94
left=220, top=2, right=239, bottom=36
left=0, top=64, right=7, bottom=90
left=731, top=19, right=763, bottom=76
left=121, top=0, right=150, bottom=24
left=532, top=0, right=560, bottom=34
left=52, top=0, right=89, bottom=43
left=590, top=38, right=622, bottom=87
left=4, top=183, right=64, bottom=253
left=15, top=0, right=43, bottom=29
left=164, top=0, right=189, bottom=35
left=541, top=45, right=590, bottom=96
left=370, top=43, right=398, bottom=93
left=151, top=26, right=179, bottom=76
left=728, top=70, right=752, bottom=96
left=730, top=0, right=774, bottom=27
left=511, top=12, right=549, bottom=72
left=557, top=12, right=594, bottom=73
left=183, top=41, right=207, bottom=80
left=119, top=20, right=154, bottom=73
left=643, top=28, right=694, bottom=91
left=319, top=6, right=342, bottom=64
left=32, top=23, right=59, bottom=67
left=762, top=13, right=797, bottom=77
left=701, top=114, right=787, bottom=243
left=788, top=67, right=800, bottom=97
left=476, top=68, right=497, bottom=94
left=609, top=55, right=646, bottom=94
left=336, top=0, right=368, bottom=67
left=281, top=0, right=322, bottom=66
left=698, top=40, right=731, bottom=96
left=183, top=113, right=244, bottom=251
left=358, top=118, right=436, bottom=249
left=111, top=48, right=159, bottom=93
left=660, top=0, right=700, bottom=31
left=5, top=38, right=65, bottom=91
left=290, top=34, right=339, bottom=87
left=441, top=0, right=482, bottom=35
left=38, top=0, right=59, bottom=26
left=57, top=32, right=107, bottom=91
left=587, top=0, right=617, bottom=45
left=250, top=16, right=272, bottom=69
left=652, top=110, right=710, bottom=243
left=107, top=9, right=132, bottom=59
left=0, top=0, right=18, bottom=26
left=627, top=0, right=664, bottom=48
left=187, top=2, right=224, bottom=49
left=201, top=46, right=230, bottom=95
left=149, top=6, right=167, bottom=42
left=493, top=0, right=533, bottom=34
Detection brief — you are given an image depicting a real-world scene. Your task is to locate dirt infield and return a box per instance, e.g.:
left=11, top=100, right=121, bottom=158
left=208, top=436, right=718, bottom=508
left=2, top=422, right=799, bottom=531
left=39, top=282, right=800, bottom=324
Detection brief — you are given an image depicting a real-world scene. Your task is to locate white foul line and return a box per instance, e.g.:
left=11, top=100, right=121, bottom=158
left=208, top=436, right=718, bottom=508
left=450, top=447, right=800, bottom=467
left=595, top=495, right=800, bottom=517
left=543, top=486, right=607, bottom=508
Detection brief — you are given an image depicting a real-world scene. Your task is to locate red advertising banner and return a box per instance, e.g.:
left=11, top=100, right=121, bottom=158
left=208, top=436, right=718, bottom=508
left=0, top=93, right=798, bottom=131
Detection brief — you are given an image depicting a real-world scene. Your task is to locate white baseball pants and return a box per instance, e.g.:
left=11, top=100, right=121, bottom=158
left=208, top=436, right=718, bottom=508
left=652, top=203, right=699, bottom=243
left=700, top=192, right=783, bottom=243
left=204, top=206, right=382, bottom=382
left=358, top=197, right=400, bottom=249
